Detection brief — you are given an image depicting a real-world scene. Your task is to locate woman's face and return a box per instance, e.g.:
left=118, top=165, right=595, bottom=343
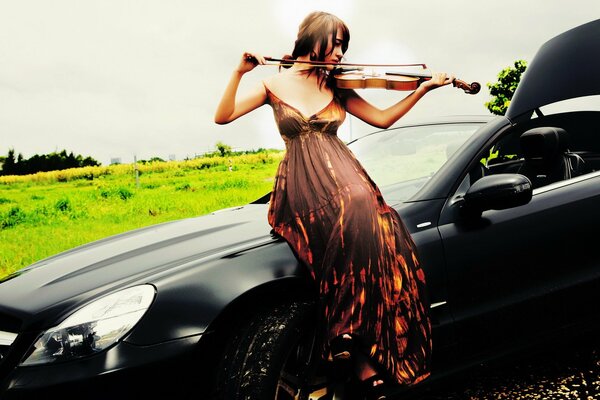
left=318, top=31, right=345, bottom=69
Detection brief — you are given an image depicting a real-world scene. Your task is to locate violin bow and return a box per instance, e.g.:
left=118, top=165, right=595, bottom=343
left=262, top=57, right=428, bottom=69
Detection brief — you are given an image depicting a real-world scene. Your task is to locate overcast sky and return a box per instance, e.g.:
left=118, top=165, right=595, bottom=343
left=1, top=1, right=598, bottom=165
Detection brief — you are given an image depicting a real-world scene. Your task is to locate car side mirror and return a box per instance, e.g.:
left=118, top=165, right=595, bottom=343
left=460, top=173, right=532, bottom=217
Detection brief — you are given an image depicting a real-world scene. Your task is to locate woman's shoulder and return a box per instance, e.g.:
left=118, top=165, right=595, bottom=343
left=262, top=72, right=291, bottom=92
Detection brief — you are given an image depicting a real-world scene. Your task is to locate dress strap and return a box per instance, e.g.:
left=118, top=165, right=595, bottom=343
left=262, top=81, right=273, bottom=105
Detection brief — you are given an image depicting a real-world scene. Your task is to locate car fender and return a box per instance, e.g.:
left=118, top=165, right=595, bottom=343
left=124, top=238, right=313, bottom=345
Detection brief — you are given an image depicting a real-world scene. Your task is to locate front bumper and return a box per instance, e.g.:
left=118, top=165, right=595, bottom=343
left=1, top=333, right=201, bottom=398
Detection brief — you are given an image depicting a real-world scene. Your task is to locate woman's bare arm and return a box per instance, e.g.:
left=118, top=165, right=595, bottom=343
left=214, top=52, right=267, bottom=125
left=343, top=72, right=453, bottom=129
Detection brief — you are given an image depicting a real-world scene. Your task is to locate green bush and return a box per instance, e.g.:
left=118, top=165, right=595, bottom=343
left=1, top=207, right=26, bottom=229
left=55, top=198, right=71, bottom=212
left=175, top=183, right=193, bottom=191
left=116, top=187, right=133, bottom=200
left=98, top=187, right=134, bottom=200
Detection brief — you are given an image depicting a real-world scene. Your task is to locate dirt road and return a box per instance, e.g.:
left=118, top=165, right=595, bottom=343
left=416, top=334, right=599, bottom=400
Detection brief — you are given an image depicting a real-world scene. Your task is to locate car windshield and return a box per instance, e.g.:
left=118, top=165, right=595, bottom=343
left=348, top=122, right=484, bottom=203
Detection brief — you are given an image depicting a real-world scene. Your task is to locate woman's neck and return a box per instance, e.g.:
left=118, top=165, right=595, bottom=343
left=290, top=55, right=313, bottom=73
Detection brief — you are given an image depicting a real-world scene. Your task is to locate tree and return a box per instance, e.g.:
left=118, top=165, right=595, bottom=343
left=485, top=60, right=527, bottom=116
left=81, top=156, right=100, bottom=167
left=215, top=141, right=232, bottom=157
left=0, top=149, right=100, bottom=176
left=2, top=149, right=16, bottom=175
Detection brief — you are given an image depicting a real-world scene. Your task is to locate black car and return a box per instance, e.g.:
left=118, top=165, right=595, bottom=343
left=1, top=19, right=599, bottom=400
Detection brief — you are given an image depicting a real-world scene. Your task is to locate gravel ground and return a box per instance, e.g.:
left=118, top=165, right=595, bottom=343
left=413, top=333, right=600, bottom=400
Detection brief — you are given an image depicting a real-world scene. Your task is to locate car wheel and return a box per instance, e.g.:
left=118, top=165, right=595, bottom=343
left=216, top=299, right=340, bottom=399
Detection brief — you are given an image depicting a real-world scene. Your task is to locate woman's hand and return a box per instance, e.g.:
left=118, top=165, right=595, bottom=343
left=420, top=72, right=455, bottom=92
left=237, top=52, right=266, bottom=74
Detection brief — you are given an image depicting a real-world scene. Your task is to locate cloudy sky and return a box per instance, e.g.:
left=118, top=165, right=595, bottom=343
left=1, top=0, right=598, bottom=165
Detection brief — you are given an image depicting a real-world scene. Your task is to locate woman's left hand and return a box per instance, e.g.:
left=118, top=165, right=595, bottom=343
left=420, top=72, right=455, bottom=92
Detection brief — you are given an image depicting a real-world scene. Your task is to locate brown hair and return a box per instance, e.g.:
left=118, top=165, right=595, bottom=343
left=283, top=11, right=350, bottom=88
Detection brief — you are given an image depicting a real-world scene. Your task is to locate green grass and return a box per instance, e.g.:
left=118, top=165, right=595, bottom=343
left=0, top=152, right=283, bottom=278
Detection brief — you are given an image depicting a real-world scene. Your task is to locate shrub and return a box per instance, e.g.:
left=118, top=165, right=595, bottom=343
left=55, top=198, right=71, bottom=212
left=175, top=183, right=193, bottom=191
left=98, top=186, right=134, bottom=200
left=1, top=207, right=26, bottom=229
left=116, top=187, right=133, bottom=200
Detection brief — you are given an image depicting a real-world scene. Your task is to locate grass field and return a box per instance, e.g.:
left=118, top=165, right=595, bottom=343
left=0, top=151, right=283, bottom=279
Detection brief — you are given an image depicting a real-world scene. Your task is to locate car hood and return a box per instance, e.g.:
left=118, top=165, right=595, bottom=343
left=507, top=18, right=600, bottom=119
left=0, top=204, right=275, bottom=326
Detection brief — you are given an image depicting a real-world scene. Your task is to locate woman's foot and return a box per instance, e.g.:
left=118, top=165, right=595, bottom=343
left=357, top=374, right=389, bottom=400
left=329, top=334, right=354, bottom=380
left=331, top=333, right=353, bottom=361
left=354, top=352, right=390, bottom=400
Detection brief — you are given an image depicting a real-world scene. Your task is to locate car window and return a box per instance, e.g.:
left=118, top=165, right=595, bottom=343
left=469, top=111, right=600, bottom=191
left=349, top=123, right=483, bottom=201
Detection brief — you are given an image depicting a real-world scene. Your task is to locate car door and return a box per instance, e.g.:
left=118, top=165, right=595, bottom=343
left=437, top=166, right=600, bottom=358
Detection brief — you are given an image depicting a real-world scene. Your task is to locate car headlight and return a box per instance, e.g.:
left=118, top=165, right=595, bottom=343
left=21, top=284, right=155, bottom=366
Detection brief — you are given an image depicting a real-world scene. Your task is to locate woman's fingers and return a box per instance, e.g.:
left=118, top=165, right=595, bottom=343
left=237, top=52, right=266, bottom=73
left=421, top=72, right=455, bottom=91
left=432, top=72, right=454, bottom=87
left=243, top=52, right=266, bottom=65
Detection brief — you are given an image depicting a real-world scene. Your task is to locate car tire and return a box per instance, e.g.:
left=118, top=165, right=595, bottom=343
left=216, top=299, right=338, bottom=400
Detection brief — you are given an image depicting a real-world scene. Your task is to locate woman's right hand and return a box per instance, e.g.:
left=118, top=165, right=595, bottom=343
left=237, top=52, right=266, bottom=74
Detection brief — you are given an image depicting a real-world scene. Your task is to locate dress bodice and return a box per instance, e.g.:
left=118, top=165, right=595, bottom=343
left=264, top=86, right=346, bottom=145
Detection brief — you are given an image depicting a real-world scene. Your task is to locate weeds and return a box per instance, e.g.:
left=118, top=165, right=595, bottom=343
left=0, top=151, right=284, bottom=278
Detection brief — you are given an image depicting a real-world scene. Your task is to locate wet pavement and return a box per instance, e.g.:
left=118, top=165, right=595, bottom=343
left=413, top=334, right=600, bottom=400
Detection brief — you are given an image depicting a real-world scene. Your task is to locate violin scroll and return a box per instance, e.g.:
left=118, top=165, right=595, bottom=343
left=452, top=79, right=481, bottom=95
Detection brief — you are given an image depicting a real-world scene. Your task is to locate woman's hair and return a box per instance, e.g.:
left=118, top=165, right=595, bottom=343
left=283, top=11, right=350, bottom=88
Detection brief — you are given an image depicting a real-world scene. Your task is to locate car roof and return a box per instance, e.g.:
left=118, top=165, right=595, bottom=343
left=507, top=18, right=600, bottom=119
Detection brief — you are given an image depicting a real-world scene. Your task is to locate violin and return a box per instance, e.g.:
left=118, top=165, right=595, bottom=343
left=334, top=69, right=480, bottom=95
left=261, top=57, right=481, bottom=95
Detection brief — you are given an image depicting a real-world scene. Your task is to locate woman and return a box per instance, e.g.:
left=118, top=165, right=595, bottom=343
left=215, top=11, right=453, bottom=399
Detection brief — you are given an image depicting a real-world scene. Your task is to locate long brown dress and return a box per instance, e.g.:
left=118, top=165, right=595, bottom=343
left=264, top=84, right=432, bottom=386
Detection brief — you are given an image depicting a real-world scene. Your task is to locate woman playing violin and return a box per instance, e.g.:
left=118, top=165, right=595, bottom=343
left=215, top=10, right=453, bottom=399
